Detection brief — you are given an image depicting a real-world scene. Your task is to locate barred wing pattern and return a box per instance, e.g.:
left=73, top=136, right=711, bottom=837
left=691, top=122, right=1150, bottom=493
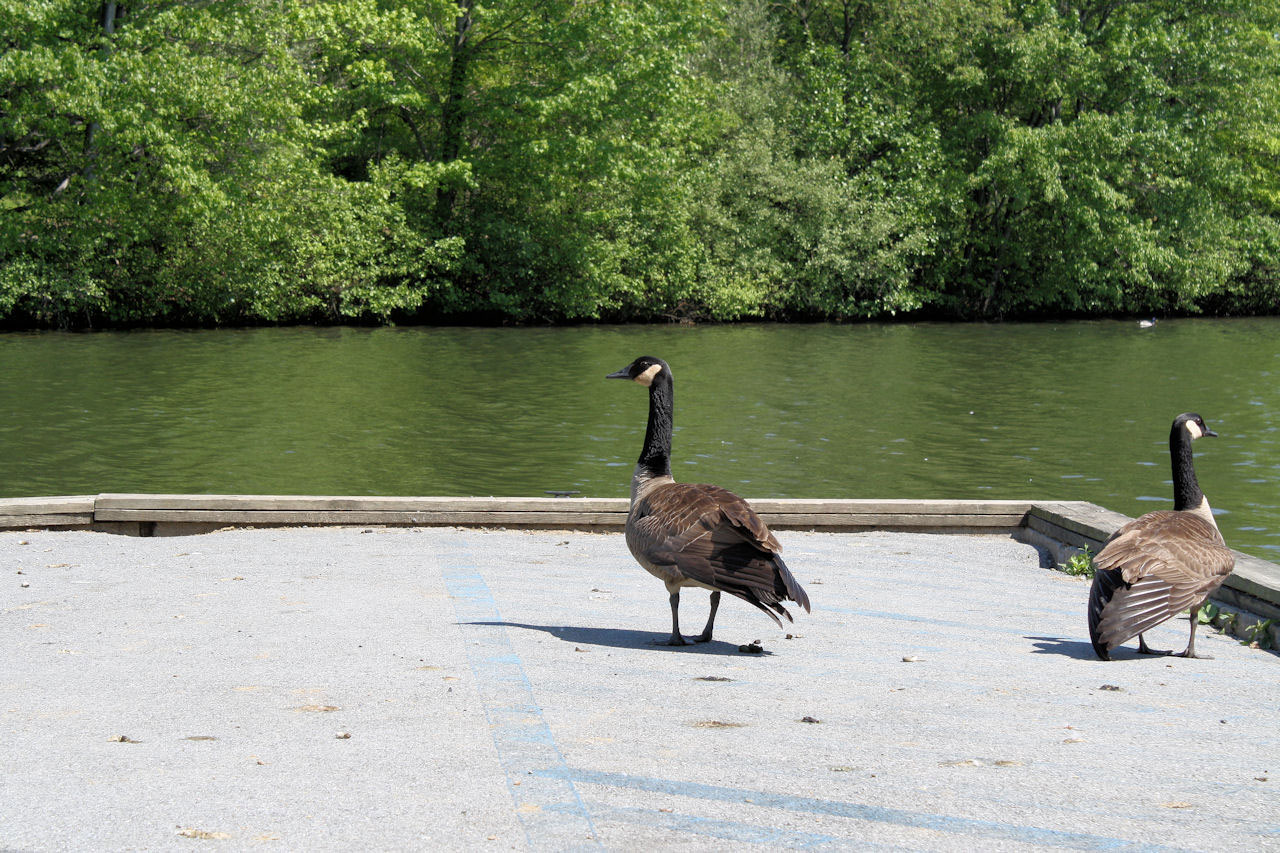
left=1088, top=511, right=1234, bottom=657
left=629, top=482, right=810, bottom=625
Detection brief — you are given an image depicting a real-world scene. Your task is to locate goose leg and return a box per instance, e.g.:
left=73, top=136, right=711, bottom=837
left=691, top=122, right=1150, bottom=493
left=663, top=590, right=689, bottom=646
left=1175, top=606, right=1213, bottom=659
left=1136, top=633, right=1172, bottom=656
left=696, top=591, right=721, bottom=643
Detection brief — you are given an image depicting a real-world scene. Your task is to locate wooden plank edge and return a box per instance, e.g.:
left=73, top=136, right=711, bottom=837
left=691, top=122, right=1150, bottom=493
left=1024, top=502, right=1129, bottom=541
left=94, top=494, right=630, bottom=513
left=762, top=513, right=1026, bottom=529
left=93, top=510, right=629, bottom=526
left=92, top=508, right=1027, bottom=530
left=0, top=512, right=93, bottom=529
left=0, top=495, right=96, bottom=516
left=93, top=494, right=1037, bottom=516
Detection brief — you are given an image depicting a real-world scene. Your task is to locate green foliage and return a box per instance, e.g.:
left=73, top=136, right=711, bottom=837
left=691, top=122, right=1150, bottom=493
left=3, top=0, right=1280, bottom=326
left=1059, top=547, right=1095, bottom=578
left=1244, top=618, right=1276, bottom=649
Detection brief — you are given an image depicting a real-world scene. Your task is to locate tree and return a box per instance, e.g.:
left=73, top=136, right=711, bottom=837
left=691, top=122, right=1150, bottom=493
left=1, top=0, right=462, bottom=325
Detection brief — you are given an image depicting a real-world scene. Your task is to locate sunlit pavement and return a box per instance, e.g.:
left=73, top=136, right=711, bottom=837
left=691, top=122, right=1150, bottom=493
left=2, top=526, right=1277, bottom=851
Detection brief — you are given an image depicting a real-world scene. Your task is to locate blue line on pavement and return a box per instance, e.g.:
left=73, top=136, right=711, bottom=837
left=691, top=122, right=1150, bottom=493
left=552, top=767, right=1174, bottom=851
left=443, top=550, right=600, bottom=851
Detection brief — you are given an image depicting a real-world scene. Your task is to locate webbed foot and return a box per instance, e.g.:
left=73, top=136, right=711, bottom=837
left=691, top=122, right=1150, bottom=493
left=1137, top=635, right=1172, bottom=656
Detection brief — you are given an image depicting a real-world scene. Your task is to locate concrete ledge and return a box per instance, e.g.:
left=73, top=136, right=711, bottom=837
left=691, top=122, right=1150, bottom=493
left=1, top=493, right=1277, bottom=643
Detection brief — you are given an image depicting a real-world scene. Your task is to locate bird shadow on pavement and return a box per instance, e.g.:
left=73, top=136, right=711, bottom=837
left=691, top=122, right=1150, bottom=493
left=1026, top=636, right=1101, bottom=660
left=463, top=621, right=771, bottom=655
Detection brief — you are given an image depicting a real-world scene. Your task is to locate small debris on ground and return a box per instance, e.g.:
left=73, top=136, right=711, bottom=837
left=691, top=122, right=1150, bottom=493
left=177, top=827, right=231, bottom=840
left=335, top=732, right=351, bottom=739
left=689, top=720, right=746, bottom=728
left=695, top=675, right=732, bottom=682
left=800, top=716, right=821, bottom=724
left=108, top=735, right=140, bottom=743
left=902, top=655, right=923, bottom=662
left=1099, top=684, right=1123, bottom=691
left=738, top=640, right=764, bottom=654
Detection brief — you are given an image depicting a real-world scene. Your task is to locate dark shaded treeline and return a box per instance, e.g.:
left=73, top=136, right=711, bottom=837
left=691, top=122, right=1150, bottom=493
left=3, top=0, right=1278, bottom=328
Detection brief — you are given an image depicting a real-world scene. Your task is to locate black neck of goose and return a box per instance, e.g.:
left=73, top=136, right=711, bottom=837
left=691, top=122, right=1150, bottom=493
left=638, top=371, right=673, bottom=478
left=1170, top=425, right=1204, bottom=511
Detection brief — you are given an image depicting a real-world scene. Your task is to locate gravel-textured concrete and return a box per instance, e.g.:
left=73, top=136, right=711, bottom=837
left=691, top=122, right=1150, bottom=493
left=2, top=526, right=1277, bottom=851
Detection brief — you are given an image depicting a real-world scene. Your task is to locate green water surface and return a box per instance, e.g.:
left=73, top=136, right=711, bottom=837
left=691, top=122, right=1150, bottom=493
left=2, top=320, right=1277, bottom=559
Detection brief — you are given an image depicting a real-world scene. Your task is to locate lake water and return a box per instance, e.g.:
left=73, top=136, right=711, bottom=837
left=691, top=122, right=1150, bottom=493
left=2, top=320, right=1277, bottom=560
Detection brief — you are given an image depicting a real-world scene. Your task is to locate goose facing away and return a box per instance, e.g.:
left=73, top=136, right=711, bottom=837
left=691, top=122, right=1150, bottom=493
left=1087, top=413, right=1235, bottom=660
left=606, top=356, right=810, bottom=646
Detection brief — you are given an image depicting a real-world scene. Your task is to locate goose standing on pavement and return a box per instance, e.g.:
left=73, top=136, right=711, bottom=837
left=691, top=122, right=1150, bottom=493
left=606, top=356, right=810, bottom=646
left=1087, top=413, right=1235, bottom=660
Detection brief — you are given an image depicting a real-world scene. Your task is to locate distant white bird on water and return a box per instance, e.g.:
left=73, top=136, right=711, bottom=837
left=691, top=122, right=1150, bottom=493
left=1138, top=317, right=1156, bottom=328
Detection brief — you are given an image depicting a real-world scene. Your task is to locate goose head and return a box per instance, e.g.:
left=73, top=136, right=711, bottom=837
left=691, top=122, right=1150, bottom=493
left=1174, top=412, right=1217, bottom=441
left=607, top=356, right=669, bottom=387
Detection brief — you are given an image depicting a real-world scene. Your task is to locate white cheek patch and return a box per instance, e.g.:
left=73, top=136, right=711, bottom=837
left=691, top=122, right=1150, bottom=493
left=1186, top=421, right=1203, bottom=439
left=636, top=363, right=663, bottom=386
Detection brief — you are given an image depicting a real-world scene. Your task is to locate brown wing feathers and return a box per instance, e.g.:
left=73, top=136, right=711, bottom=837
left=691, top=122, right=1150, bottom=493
left=638, top=483, right=810, bottom=625
left=1087, top=512, right=1234, bottom=658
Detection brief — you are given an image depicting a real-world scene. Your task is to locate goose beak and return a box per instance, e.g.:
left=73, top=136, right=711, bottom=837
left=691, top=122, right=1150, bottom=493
left=606, top=367, right=632, bottom=380
left=1204, top=427, right=1218, bottom=438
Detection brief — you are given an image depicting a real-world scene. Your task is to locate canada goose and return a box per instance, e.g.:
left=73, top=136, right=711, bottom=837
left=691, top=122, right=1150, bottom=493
left=606, top=356, right=810, bottom=646
left=1087, top=413, right=1234, bottom=660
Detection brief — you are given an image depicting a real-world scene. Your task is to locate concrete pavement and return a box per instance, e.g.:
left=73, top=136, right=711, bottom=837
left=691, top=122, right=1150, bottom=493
left=2, top=526, right=1277, bottom=851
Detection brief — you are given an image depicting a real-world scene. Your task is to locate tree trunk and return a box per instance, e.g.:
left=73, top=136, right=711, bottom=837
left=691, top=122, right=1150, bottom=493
left=435, top=0, right=473, bottom=227
left=82, top=3, right=119, bottom=184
